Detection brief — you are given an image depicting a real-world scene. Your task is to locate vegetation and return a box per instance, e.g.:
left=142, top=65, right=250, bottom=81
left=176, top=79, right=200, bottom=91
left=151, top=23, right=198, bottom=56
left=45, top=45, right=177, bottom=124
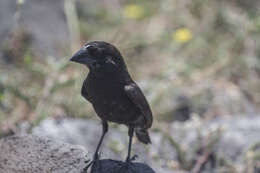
left=0, top=0, right=260, bottom=172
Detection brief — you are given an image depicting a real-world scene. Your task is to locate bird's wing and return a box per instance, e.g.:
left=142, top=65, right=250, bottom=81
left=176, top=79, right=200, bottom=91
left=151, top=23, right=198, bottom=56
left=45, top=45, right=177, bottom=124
left=124, top=83, right=153, bottom=128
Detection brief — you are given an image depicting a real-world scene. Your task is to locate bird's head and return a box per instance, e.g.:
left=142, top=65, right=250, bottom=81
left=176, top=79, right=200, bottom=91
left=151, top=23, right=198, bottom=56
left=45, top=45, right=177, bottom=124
left=70, top=41, right=127, bottom=72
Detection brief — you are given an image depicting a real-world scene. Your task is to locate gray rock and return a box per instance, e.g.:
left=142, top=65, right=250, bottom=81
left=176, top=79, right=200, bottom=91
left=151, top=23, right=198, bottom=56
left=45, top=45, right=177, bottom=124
left=206, top=115, right=260, bottom=162
left=19, top=0, right=70, bottom=57
left=0, top=0, right=70, bottom=58
left=33, top=118, right=126, bottom=160
left=0, top=1, right=16, bottom=43
left=32, top=118, right=173, bottom=173
left=0, top=134, right=89, bottom=173
left=32, top=115, right=260, bottom=172
left=0, top=134, right=158, bottom=173
left=170, top=115, right=260, bottom=164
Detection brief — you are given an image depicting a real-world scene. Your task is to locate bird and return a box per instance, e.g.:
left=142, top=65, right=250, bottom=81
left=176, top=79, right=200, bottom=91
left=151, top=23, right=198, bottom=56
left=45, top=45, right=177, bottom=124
left=70, top=41, right=153, bottom=167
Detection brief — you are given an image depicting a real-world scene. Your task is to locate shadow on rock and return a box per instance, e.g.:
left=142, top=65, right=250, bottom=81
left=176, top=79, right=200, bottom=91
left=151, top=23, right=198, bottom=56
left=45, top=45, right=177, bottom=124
left=88, top=159, right=155, bottom=173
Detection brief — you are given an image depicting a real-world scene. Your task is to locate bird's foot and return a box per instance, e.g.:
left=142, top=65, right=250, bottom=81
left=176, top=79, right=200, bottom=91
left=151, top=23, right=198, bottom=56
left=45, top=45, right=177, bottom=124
left=125, top=154, right=138, bottom=162
left=83, top=153, right=100, bottom=172
left=115, top=155, right=138, bottom=173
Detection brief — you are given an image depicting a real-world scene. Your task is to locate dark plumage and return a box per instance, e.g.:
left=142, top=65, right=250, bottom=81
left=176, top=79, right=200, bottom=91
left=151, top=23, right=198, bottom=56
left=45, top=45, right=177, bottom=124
left=70, top=41, right=153, bottom=164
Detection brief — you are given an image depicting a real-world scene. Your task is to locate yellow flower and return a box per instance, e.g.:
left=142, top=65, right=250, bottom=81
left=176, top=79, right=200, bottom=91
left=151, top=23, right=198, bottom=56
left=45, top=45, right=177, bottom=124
left=123, top=4, right=144, bottom=19
left=173, top=28, right=192, bottom=43
left=17, top=0, right=25, bottom=5
left=246, top=150, right=255, bottom=158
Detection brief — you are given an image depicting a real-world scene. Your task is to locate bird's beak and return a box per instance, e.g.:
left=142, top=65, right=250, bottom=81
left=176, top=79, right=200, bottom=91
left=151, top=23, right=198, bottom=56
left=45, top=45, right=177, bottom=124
left=70, top=48, right=96, bottom=65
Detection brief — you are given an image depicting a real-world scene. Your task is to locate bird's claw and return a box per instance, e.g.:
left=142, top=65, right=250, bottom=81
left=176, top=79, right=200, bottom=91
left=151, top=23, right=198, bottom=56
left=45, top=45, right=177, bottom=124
left=83, top=161, right=93, bottom=172
left=126, top=154, right=138, bottom=162
left=83, top=153, right=100, bottom=172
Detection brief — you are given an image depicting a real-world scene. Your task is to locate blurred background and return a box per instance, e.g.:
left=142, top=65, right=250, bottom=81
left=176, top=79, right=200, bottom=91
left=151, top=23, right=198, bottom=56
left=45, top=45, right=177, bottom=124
left=0, top=0, right=260, bottom=172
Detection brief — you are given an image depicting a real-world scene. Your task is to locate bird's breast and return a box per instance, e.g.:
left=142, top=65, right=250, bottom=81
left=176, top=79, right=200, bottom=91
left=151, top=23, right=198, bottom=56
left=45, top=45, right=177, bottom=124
left=84, top=76, right=140, bottom=124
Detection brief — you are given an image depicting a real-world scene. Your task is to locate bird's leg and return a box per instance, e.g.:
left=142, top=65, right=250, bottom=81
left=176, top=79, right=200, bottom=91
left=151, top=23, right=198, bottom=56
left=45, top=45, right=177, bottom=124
left=84, top=120, right=108, bottom=172
left=115, top=127, right=137, bottom=173
left=93, top=120, right=108, bottom=160
left=125, top=127, right=137, bottom=162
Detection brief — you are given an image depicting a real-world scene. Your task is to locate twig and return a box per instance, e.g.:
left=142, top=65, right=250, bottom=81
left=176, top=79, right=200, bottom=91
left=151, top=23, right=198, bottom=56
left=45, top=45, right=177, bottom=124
left=191, top=129, right=222, bottom=173
left=163, top=131, right=189, bottom=169
left=191, top=148, right=213, bottom=173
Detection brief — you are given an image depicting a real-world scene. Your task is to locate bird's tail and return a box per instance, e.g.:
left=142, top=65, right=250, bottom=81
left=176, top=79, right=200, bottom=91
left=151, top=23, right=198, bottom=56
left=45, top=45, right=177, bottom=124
left=135, top=128, right=151, bottom=144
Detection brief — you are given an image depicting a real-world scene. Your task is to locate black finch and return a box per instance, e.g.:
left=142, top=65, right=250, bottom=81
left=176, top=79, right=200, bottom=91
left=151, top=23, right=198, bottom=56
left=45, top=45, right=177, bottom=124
left=70, top=41, right=153, bottom=164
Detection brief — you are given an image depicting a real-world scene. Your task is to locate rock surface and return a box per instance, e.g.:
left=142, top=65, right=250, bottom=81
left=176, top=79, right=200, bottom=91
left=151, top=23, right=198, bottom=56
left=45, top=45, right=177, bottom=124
left=33, top=118, right=127, bottom=160
left=32, top=115, right=260, bottom=172
left=32, top=118, right=171, bottom=172
left=0, top=0, right=69, bottom=58
left=0, top=135, right=89, bottom=173
left=0, top=134, right=156, bottom=173
left=170, top=115, right=260, bottom=163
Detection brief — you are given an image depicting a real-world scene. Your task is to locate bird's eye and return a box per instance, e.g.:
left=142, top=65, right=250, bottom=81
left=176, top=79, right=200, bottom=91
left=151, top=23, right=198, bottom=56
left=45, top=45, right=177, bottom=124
left=85, top=45, right=98, bottom=55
